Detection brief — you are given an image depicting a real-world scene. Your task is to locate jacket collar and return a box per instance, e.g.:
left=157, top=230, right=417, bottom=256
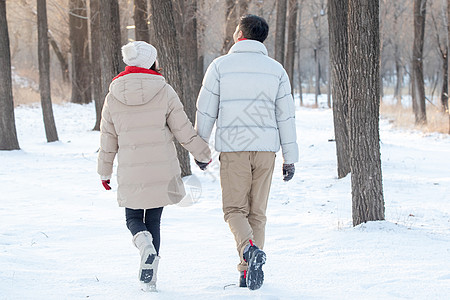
left=228, top=40, right=268, bottom=56
left=113, top=66, right=163, bottom=81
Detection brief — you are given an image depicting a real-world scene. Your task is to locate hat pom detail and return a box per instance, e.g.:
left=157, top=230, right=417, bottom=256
left=122, top=42, right=138, bottom=61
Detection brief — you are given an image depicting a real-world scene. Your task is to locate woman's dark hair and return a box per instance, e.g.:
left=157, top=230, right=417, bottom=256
left=150, top=62, right=157, bottom=71
left=238, top=15, right=269, bottom=43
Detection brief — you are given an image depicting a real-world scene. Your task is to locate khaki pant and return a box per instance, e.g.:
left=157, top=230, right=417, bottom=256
left=220, top=151, right=276, bottom=272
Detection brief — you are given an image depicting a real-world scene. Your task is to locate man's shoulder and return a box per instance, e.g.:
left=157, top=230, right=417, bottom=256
left=211, top=52, right=285, bottom=74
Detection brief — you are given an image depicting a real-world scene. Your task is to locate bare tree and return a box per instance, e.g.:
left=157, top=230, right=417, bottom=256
left=328, top=0, right=350, bottom=179
left=0, top=0, right=20, bottom=150
left=134, top=0, right=150, bottom=42
left=174, top=0, right=201, bottom=122
left=98, top=0, right=122, bottom=108
left=429, top=0, right=448, bottom=113
left=296, top=0, right=303, bottom=105
left=391, top=2, right=408, bottom=105
left=285, top=0, right=297, bottom=93
left=348, top=0, right=385, bottom=226
left=275, top=0, right=287, bottom=65
left=37, top=0, right=58, bottom=142
left=447, top=0, right=450, bottom=114
left=69, top=0, right=91, bottom=104
left=150, top=0, right=191, bottom=177
left=311, top=2, right=326, bottom=106
left=412, top=0, right=428, bottom=125
left=91, top=0, right=103, bottom=131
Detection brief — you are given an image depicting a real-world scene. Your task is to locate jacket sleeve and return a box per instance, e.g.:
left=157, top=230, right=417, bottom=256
left=195, top=61, right=220, bottom=142
left=166, top=87, right=212, bottom=163
left=97, top=94, right=118, bottom=178
left=275, top=70, right=299, bottom=164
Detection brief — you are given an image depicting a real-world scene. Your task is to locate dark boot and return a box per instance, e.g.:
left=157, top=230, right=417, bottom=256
left=239, top=271, right=247, bottom=287
left=243, top=240, right=266, bottom=290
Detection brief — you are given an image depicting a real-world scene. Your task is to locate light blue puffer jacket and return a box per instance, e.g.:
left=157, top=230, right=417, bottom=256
left=195, top=40, right=299, bottom=164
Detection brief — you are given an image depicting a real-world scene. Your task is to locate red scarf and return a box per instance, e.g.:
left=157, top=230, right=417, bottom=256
left=113, top=66, right=163, bottom=81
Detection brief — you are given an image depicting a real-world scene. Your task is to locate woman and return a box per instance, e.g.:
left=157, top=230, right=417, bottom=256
left=97, top=41, right=211, bottom=292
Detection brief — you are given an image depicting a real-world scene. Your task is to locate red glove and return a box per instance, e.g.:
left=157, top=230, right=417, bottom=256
left=102, top=180, right=111, bottom=190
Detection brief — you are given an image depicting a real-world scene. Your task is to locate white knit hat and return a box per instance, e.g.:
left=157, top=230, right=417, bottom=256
left=121, top=41, right=157, bottom=69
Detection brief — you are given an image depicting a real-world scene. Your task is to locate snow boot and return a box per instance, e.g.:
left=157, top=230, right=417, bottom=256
left=141, top=256, right=160, bottom=292
left=239, top=270, right=247, bottom=288
left=132, top=231, right=158, bottom=290
left=243, top=240, right=266, bottom=290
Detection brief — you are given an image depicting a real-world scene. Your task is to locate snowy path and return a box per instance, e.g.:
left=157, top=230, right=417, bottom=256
left=1, top=101, right=450, bottom=299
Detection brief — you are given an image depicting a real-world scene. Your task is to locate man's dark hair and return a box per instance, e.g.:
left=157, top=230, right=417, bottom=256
left=239, top=15, right=269, bottom=43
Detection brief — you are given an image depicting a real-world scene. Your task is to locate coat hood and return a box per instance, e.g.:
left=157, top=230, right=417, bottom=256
left=109, top=73, right=166, bottom=106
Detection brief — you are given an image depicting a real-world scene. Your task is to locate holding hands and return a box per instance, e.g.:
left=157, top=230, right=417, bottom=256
left=195, top=159, right=211, bottom=171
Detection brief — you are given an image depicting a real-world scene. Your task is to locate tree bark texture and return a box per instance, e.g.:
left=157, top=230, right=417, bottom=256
left=348, top=0, right=385, bottom=226
left=37, top=0, right=58, bottom=142
left=69, top=0, right=91, bottom=104
left=91, top=0, right=103, bottom=131
left=98, top=0, right=122, bottom=107
left=412, top=0, right=427, bottom=124
left=0, top=0, right=20, bottom=150
left=150, top=0, right=191, bottom=177
left=285, top=0, right=297, bottom=93
left=275, top=0, right=287, bottom=65
left=134, top=0, right=150, bottom=42
left=174, top=0, right=200, bottom=123
left=328, top=0, right=350, bottom=179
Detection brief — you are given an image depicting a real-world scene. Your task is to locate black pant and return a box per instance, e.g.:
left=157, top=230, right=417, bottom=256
left=125, top=207, right=163, bottom=255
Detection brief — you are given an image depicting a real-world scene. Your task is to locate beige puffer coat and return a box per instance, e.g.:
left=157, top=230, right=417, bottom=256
left=97, top=72, right=211, bottom=209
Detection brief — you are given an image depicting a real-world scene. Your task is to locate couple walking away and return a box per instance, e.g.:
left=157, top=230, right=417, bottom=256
left=97, top=14, right=298, bottom=292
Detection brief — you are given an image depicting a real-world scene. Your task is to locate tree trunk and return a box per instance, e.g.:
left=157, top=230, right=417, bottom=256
left=91, top=0, right=103, bottom=131
left=48, top=33, right=69, bottom=83
left=394, top=50, right=403, bottom=106
left=134, top=0, right=150, bottom=42
left=0, top=0, right=20, bottom=150
left=174, top=0, right=200, bottom=123
left=447, top=0, right=450, bottom=114
left=275, top=0, right=287, bottom=65
left=285, top=0, right=297, bottom=94
left=98, top=0, right=122, bottom=109
left=327, top=68, right=331, bottom=108
left=297, top=1, right=303, bottom=105
left=328, top=0, right=350, bottom=179
left=150, top=0, right=191, bottom=177
left=393, top=11, right=403, bottom=106
left=69, top=0, right=91, bottom=104
left=222, top=0, right=238, bottom=54
left=37, top=0, right=58, bottom=143
left=314, top=48, right=321, bottom=106
left=441, top=50, right=448, bottom=112
left=412, top=0, right=427, bottom=125
left=348, top=0, right=385, bottom=226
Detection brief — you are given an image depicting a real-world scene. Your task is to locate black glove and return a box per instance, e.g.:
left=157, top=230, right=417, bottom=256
left=195, top=159, right=210, bottom=171
left=282, top=163, right=295, bottom=182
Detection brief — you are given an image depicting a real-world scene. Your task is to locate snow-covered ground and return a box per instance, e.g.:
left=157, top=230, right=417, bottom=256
left=1, top=95, right=450, bottom=299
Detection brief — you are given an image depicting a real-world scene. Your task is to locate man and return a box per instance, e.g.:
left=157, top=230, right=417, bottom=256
left=195, top=15, right=298, bottom=290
